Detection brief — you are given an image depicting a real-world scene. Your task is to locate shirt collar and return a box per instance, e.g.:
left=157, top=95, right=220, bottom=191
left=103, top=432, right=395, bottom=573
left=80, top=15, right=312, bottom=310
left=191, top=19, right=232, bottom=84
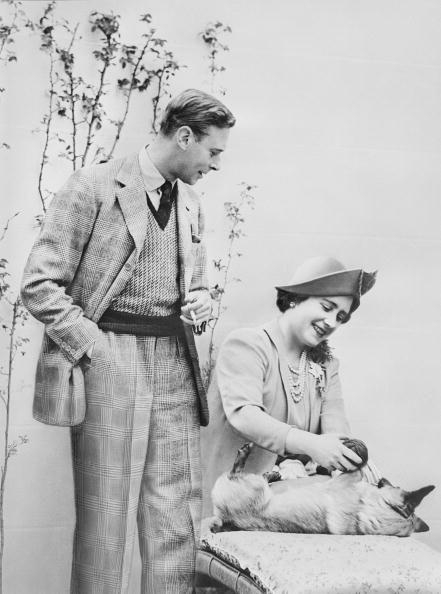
left=138, top=146, right=167, bottom=193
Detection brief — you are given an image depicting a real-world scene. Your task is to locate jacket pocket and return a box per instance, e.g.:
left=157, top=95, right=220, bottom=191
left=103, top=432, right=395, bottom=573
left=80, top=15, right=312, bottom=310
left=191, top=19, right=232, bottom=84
left=33, top=340, right=86, bottom=427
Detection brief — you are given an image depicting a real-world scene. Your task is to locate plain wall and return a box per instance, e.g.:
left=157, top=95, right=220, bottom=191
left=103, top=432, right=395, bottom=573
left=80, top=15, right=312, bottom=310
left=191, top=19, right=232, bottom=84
left=1, top=1, right=441, bottom=592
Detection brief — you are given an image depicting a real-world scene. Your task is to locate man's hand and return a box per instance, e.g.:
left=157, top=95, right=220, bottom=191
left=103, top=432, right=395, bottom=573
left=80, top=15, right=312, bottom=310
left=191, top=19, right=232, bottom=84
left=180, top=290, right=212, bottom=333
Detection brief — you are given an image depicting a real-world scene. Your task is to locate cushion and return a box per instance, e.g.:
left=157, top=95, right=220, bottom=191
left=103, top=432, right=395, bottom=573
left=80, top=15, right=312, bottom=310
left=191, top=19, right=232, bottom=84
left=199, top=529, right=441, bottom=593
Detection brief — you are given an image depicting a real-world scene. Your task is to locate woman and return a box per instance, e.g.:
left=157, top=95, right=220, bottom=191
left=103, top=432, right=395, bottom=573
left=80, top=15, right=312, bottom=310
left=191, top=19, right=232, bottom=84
left=202, top=255, right=377, bottom=516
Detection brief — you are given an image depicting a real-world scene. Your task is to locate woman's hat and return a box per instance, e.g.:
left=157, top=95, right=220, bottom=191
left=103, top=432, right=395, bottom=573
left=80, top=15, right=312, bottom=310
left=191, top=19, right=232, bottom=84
left=275, top=256, right=377, bottom=312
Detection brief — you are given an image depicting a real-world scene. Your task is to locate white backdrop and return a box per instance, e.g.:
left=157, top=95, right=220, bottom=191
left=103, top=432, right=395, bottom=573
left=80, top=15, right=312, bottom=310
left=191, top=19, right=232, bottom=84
left=1, top=1, right=441, bottom=592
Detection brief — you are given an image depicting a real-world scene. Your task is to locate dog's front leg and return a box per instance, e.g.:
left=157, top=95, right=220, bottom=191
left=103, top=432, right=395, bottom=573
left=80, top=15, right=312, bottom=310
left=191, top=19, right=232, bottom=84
left=208, top=515, right=240, bottom=533
left=207, top=515, right=225, bottom=533
left=229, top=442, right=254, bottom=477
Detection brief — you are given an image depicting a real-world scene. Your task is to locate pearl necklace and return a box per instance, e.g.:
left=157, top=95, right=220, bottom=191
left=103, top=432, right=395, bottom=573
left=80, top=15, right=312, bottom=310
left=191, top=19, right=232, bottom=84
left=287, top=351, right=308, bottom=403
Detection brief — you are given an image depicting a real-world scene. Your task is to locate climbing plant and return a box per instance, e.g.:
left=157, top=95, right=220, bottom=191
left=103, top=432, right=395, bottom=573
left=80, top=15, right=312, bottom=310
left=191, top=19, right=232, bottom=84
left=33, top=2, right=184, bottom=215
left=201, top=182, right=256, bottom=389
left=200, top=20, right=232, bottom=96
left=0, top=216, right=29, bottom=594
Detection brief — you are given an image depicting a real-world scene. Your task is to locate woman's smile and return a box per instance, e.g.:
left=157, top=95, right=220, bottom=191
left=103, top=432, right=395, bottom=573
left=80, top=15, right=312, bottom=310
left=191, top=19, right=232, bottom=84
left=311, top=322, right=327, bottom=339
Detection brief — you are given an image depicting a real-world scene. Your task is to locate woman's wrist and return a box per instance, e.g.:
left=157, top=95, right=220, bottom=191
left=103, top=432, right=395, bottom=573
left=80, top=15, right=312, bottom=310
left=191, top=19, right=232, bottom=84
left=285, top=427, right=318, bottom=457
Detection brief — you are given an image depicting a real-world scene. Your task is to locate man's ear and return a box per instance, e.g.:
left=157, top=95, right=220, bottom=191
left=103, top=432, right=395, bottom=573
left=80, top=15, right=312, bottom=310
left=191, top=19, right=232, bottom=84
left=176, top=126, right=194, bottom=150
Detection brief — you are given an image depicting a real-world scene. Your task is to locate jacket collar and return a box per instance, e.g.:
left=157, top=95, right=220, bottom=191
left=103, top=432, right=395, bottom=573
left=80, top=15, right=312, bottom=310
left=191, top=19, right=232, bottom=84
left=116, top=153, right=148, bottom=254
left=138, top=146, right=166, bottom=192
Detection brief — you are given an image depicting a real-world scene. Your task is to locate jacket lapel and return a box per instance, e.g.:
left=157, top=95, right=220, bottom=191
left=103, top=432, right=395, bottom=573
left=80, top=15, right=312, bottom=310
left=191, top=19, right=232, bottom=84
left=116, top=154, right=148, bottom=255
left=263, top=319, right=323, bottom=431
left=176, top=180, right=194, bottom=300
left=263, top=319, right=293, bottom=412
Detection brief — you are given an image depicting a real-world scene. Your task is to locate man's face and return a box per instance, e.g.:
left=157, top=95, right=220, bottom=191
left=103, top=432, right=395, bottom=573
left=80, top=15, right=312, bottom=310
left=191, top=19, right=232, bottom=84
left=177, top=125, right=230, bottom=185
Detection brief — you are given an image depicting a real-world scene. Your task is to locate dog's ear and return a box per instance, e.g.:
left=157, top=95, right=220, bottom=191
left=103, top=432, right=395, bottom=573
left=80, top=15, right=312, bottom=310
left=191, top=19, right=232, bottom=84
left=378, top=477, right=393, bottom=488
left=414, top=516, right=430, bottom=533
left=404, top=485, right=435, bottom=510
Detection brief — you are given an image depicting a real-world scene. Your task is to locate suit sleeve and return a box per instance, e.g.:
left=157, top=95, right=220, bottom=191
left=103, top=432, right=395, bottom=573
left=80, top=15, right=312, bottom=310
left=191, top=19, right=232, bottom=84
left=21, top=168, right=101, bottom=364
left=215, top=329, right=291, bottom=454
left=319, top=357, right=351, bottom=434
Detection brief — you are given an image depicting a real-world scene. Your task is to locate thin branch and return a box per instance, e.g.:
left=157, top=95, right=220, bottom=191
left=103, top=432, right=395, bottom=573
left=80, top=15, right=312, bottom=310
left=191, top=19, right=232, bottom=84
left=205, top=220, right=236, bottom=372
left=151, top=68, right=165, bottom=134
left=37, top=55, right=56, bottom=214
left=60, top=23, right=80, bottom=170
left=0, top=212, right=19, bottom=243
left=203, top=184, right=256, bottom=387
left=82, top=15, right=119, bottom=166
left=0, top=298, right=19, bottom=588
left=107, top=36, right=152, bottom=160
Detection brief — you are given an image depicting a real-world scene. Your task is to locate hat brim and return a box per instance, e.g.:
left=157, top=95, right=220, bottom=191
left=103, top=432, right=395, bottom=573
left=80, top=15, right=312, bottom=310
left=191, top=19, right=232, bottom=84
left=276, top=269, right=377, bottom=312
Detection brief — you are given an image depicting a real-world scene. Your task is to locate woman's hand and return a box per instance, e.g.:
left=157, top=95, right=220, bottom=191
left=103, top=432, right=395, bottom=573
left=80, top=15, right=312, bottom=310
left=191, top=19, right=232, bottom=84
left=304, top=433, right=362, bottom=472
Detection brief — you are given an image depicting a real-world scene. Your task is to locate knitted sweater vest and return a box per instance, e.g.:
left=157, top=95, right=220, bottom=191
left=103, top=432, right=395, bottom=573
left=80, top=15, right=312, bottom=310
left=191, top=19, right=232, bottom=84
left=112, top=201, right=180, bottom=316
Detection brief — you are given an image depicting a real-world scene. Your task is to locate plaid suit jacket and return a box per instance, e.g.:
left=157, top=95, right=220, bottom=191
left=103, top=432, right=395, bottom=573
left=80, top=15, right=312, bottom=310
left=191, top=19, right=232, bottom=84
left=21, top=153, right=209, bottom=426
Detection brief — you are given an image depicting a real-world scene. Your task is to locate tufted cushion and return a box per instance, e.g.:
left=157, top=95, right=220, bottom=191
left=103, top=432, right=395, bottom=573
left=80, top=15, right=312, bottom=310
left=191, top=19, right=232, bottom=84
left=199, top=529, right=441, bottom=593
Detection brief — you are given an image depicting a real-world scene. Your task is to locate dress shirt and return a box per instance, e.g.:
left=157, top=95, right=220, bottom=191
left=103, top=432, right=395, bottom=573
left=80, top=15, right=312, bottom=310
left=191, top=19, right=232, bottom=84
left=138, top=146, right=176, bottom=210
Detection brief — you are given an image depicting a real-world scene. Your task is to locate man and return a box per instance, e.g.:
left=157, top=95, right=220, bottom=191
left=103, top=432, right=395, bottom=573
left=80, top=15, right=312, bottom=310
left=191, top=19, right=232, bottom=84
left=21, top=89, right=235, bottom=593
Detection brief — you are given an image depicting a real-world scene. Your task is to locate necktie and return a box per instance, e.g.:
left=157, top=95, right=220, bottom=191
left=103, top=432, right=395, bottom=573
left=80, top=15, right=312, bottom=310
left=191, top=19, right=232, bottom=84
left=156, top=181, right=174, bottom=230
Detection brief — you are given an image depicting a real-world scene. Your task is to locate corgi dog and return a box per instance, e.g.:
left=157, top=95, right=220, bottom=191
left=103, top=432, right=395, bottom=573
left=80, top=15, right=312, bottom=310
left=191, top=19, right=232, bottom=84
left=210, top=443, right=434, bottom=537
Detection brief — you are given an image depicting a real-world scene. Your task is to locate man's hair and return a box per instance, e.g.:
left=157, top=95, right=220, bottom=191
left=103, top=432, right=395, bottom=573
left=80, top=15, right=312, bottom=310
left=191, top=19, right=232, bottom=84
left=159, top=89, right=236, bottom=139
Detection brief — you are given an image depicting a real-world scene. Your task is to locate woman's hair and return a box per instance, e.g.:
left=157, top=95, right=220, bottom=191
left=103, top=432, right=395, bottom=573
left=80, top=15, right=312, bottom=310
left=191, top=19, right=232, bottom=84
left=276, top=289, right=334, bottom=364
left=159, top=89, right=236, bottom=139
left=276, top=290, right=308, bottom=313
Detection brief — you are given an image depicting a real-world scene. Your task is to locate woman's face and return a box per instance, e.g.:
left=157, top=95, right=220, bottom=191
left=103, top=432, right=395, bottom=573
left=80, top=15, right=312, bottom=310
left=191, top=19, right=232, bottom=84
left=286, top=295, right=353, bottom=348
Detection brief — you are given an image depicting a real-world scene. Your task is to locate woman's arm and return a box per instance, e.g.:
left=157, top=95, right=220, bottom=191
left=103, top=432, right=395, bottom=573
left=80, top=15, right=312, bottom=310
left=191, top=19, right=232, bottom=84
left=230, top=404, right=362, bottom=471
left=216, top=331, right=361, bottom=469
left=216, top=329, right=291, bottom=454
left=285, top=427, right=361, bottom=471
left=227, top=404, right=292, bottom=454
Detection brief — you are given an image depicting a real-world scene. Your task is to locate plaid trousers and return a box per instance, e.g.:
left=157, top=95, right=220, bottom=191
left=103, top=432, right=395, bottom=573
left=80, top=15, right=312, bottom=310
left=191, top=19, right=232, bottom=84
left=70, top=330, right=202, bottom=593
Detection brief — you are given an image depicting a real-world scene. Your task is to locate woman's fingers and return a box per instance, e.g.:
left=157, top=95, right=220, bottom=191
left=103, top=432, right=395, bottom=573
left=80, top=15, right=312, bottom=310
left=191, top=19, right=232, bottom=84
left=339, top=457, right=357, bottom=472
left=341, top=443, right=362, bottom=466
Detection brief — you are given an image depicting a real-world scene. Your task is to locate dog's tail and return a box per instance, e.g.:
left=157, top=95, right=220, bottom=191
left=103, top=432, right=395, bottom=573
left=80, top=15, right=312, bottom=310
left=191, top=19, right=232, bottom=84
left=229, top=442, right=253, bottom=478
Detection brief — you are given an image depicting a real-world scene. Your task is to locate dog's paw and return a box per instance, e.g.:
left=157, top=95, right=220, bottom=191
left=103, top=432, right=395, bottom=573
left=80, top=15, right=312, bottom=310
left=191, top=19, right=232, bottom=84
left=208, top=516, right=224, bottom=533
left=263, top=469, right=282, bottom=483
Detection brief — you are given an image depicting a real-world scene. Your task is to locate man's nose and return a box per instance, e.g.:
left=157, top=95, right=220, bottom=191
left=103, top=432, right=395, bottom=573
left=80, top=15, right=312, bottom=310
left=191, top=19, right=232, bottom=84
left=210, top=156, right=221, bottom=171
